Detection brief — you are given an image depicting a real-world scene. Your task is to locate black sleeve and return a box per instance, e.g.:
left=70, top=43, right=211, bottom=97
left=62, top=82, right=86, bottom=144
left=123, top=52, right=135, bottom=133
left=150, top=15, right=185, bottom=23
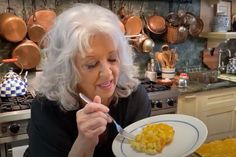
left=123, top=84, right=151, bottom=127
left=25, top=96, right=77, bottom=157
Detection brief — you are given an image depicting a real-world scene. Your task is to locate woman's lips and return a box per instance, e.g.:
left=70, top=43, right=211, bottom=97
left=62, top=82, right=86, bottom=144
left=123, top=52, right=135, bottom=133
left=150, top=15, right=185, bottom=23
left=98, top=80, right=113, bottom=89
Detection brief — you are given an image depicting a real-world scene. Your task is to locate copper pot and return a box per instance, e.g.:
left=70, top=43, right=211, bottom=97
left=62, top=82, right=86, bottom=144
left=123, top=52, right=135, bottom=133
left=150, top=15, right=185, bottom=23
left=146, top=15, right=166, bottom=35
left=27, top=9, right=56, bottom=33
left=132, top=33, right=154, bottom=53
left=12, top=39, right=41, bottom=69
left=165, top=23, right=188, bottom=44
left=122, top=15, right=142, bottom=35
left=0, top=12, right=27, bottom=42
left=27, top=13, right=46, bottom=43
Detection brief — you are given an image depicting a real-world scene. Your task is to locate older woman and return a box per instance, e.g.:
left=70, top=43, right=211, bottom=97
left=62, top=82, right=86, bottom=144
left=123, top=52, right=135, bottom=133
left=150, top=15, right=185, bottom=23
left=24, top=3, right=151, bottom=157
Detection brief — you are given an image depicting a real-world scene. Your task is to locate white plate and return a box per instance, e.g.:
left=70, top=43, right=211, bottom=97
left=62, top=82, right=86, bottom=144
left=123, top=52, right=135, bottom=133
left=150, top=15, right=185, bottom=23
left=112, top=114, right=208, bottom=157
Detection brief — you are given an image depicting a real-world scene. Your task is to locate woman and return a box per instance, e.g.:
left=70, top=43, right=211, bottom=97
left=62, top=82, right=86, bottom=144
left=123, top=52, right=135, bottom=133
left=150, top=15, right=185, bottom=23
left=24, top=3, right=151, bottom=157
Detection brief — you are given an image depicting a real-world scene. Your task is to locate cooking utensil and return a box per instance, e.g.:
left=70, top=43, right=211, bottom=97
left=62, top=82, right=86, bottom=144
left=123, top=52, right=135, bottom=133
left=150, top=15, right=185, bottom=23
left=189, top=17, right=204, bottom=37
left=27, top=6, right=56, bottom=33
left=155, top=45, right=178, bottom=68
left=79, top=93, right=135, bottom=141
left=165, top=23, right=188, bottom=44
left=146, top=14, right=166, bottom=35
left=0, top=6, right=27, bottom=42
left=155, top=52, right=166, bottom=68
left=12, top=39, right=41, bottom=69
left=0, top=58, right=18, bottom=67
left=27, top=0, right=46, bottom=43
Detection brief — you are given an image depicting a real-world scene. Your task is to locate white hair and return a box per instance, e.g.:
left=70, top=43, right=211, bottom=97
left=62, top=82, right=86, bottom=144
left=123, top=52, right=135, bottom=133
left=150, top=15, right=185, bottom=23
left=38, top=3, right=139, bottom=111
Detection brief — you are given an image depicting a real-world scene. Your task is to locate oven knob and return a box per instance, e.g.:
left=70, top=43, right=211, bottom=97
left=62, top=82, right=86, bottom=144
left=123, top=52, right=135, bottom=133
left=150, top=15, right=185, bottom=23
left=150, top=100, right=155, bottom=108
left=9, top=123, right=20, bottom=134
left=167, top=98, right=174, bottom=106
left=155, top=100, right=162, bottom=108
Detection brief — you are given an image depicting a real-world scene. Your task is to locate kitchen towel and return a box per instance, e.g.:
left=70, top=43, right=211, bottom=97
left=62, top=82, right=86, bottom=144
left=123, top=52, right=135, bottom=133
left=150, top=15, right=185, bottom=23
left=12, top=145, right=28, bottom=157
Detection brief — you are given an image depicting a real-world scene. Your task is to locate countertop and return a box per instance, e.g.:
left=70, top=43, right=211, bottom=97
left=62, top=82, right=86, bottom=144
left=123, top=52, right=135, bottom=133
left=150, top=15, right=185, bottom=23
left=172, top=80, right=236, bottom=95
left=27, top=71, right=236, bottom=96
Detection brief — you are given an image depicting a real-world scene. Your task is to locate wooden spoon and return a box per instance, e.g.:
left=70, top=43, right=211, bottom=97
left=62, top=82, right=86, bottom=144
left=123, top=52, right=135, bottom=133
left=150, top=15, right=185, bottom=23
left=155, top=53, right=166, bottom=68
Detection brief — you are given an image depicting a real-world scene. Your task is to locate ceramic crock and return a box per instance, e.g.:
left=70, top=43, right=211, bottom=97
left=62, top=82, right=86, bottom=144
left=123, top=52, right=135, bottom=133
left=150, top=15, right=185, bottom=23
left=212, top=12, right=230, bottom=32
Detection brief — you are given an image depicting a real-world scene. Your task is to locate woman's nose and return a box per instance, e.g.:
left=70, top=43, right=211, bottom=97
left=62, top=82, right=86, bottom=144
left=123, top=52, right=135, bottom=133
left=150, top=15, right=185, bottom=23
left=99, top=62, right=112, bottom=76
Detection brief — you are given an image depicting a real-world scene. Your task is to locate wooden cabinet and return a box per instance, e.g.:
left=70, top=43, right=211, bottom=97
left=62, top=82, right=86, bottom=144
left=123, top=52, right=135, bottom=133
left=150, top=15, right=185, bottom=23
left=177, top=87, right=236, bottom=142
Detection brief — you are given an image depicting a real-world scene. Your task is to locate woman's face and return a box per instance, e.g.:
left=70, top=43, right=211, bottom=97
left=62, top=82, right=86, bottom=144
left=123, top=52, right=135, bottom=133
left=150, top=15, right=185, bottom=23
left=76, top=33, right=120, bottom=105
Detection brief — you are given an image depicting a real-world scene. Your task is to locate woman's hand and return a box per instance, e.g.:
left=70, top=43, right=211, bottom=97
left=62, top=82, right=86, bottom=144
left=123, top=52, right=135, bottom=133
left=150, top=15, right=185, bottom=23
left=76, top=95, right=111, bottom=147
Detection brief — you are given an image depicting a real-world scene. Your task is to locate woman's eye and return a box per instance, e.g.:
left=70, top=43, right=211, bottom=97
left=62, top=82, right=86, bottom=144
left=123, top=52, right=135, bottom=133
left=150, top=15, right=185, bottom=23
left=85, top=62, right=98, bottom=69
left=108, top=58, right=117, bottom=62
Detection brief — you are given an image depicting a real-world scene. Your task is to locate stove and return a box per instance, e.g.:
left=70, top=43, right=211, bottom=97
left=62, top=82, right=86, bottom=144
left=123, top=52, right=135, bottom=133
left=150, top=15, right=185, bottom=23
left=0, top=94, right=33, bottom=113
left=0, top=72, right=41, bottom=157
left=141, top=80, right=179, bottom=116
left=0, top=92, right=34, bottom=145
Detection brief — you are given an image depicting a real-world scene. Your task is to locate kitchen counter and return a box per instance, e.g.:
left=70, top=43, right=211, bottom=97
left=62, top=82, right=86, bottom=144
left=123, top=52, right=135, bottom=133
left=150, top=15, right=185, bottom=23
left=174, top=80, right=236, bottom=95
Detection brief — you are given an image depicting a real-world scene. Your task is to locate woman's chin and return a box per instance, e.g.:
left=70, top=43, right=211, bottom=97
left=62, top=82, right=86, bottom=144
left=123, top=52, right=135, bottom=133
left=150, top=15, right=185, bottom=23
left=97, top=84, right=116, bottom=99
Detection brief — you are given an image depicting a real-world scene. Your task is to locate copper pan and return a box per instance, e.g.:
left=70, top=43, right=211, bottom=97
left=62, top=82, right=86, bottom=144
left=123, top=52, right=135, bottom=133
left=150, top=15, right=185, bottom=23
left=165, top=23, right=188, bottom=44
left=146, top=15, right=166, bottom=35
left=12, top=39, right=41, bottom=69
left=27, top=11, right=46, bottom=43
left=0, top=11, right=27, bottom=42
left=122, top=15, right=142, bottom=35
left=27, top=9, right=56, bottom=32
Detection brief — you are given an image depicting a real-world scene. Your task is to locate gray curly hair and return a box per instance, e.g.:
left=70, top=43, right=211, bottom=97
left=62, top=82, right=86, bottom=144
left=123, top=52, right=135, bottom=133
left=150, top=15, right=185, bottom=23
left=38, top=3, right=139, bottom=111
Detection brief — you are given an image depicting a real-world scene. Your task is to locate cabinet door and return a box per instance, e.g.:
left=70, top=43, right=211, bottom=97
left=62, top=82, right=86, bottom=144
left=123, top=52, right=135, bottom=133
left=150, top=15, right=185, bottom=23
left=197, top=88, right=236, bottom=140
left=202, top=106, right=235, bottom=136
left=233, top=106, right=236, bottom=131
left=177, top=94, right=197, bottom=116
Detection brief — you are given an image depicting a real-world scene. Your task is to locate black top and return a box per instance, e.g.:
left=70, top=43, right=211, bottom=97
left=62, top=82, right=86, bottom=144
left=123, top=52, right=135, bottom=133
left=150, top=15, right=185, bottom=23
left=24, top=84, right=151, bottom=157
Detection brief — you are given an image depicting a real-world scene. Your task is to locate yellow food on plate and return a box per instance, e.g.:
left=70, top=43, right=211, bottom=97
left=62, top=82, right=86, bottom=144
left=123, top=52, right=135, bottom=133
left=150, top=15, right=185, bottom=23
left=195, top=138, right=236, bottom=157
left=130, top=123, right=175, bottom=155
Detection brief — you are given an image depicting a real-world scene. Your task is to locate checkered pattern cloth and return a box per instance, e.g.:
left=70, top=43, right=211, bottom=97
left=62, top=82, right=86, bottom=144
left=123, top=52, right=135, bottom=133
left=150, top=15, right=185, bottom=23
left=0, top=77, right=28, bottom=97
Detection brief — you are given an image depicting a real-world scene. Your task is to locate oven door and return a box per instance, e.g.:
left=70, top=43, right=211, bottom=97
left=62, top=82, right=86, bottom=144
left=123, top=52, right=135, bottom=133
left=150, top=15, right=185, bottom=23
left=1, top=139, right=28, bottom=157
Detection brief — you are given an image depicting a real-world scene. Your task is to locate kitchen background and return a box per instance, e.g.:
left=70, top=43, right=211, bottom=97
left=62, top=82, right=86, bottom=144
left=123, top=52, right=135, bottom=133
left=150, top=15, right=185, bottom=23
left=0, top=0, right=235, bottom=76
left=1, top=1, right=236, bottom=157
left=0, top=0, right=212, bottom=77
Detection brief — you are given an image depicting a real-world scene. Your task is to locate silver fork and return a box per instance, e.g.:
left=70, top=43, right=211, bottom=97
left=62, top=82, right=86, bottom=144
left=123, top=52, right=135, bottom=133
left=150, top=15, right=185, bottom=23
left=79, top=93, right=135, bottom=141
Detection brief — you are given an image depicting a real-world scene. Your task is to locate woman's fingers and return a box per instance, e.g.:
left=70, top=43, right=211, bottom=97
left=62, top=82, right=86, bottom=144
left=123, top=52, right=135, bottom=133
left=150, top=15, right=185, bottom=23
left=93, top=95, right=101, bottom=103
left=83, top=101, right=109, bottom=114
left=81, top=125, right=107, bottom=139
left=76, top=95, right=111, bottom=139
left=79, top=116, right=108, bottom=137
left=78, top=111, right=108, bottom=129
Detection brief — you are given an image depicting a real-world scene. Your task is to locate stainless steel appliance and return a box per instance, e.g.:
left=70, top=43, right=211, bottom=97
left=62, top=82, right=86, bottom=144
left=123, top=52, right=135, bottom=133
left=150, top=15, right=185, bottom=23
left=0, top=92, right=34, bottom=157
left=141, top=80, right=179, bottom=116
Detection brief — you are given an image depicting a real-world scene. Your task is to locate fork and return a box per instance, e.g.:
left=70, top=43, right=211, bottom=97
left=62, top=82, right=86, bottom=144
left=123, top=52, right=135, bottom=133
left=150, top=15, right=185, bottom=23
left=79, top=93, right=135, bottom=141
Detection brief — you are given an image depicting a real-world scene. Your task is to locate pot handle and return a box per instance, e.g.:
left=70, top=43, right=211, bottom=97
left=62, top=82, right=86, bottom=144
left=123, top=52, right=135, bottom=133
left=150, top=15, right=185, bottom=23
left=2, top=58, right=18, bottom=63
left=5, top=0, right=16, bottom=14
left=0, top=58, right=23, bottom=75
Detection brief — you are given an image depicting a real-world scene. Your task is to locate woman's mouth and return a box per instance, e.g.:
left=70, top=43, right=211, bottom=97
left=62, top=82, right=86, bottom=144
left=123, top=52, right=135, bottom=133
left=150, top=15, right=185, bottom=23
left=98, top=80, right=113, bottom=89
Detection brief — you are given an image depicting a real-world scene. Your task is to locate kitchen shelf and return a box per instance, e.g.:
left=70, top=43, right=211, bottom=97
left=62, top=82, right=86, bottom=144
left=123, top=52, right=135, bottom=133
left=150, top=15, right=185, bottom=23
left=199, top=32, right=236, bottom=39
left=199, top=32, right=236, bottom=48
